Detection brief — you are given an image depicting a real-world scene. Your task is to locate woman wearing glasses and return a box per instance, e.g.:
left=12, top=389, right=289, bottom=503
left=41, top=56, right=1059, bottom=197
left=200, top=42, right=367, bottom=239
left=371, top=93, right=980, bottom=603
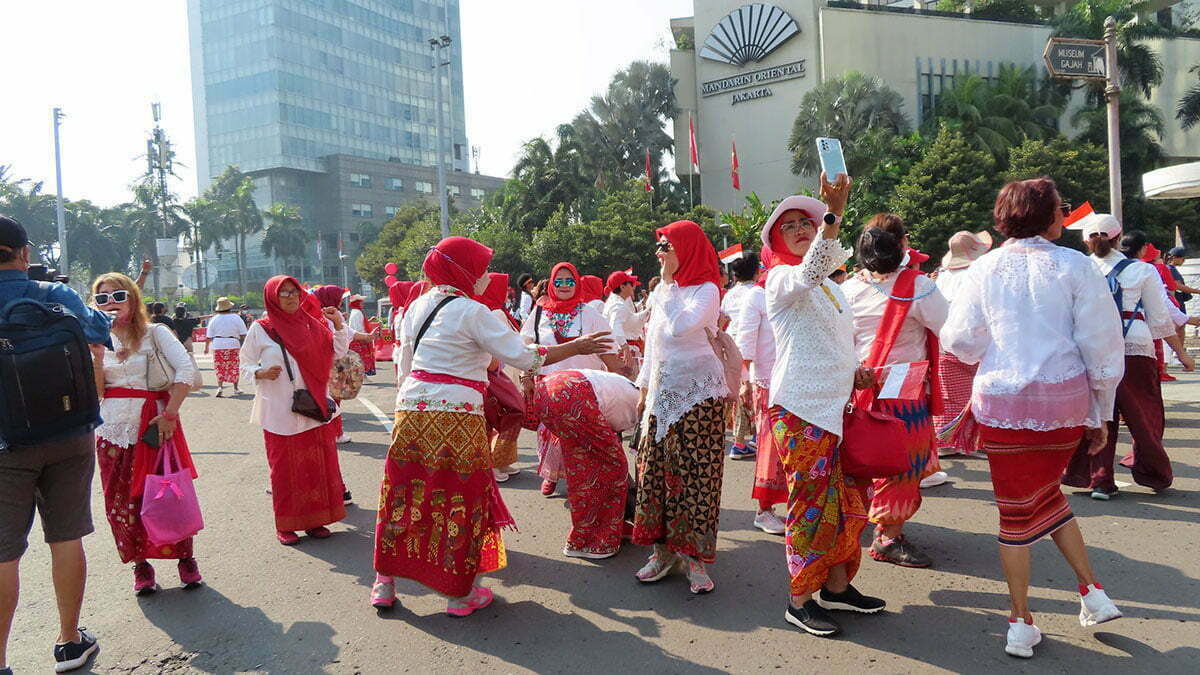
left=631, top=220, right=727, bottom=595
left=91, top=273, right=201, bottom=594
left=240, top=276, right=353, bottom=546
left=520, top=262, right=622, bottom=496
left=372, top=237, right=612, bottom=615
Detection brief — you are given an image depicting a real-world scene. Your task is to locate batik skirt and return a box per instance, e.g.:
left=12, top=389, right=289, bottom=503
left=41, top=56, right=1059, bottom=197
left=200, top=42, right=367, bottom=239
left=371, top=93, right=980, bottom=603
left=632, top=397, right=726, bottom=563
left=349, top=339, right=376, bottom=376
left=97, top=438, right=194, bottom=564
left=374, top=410, right=507, bottom=597
left=751, top=384, right=787, bottom=508
left=869, top=392, right=938, bottom=527
left=484, top=370, right=523, bottom=469
left=213, top=348, right=240, bottom=384
left=932, top=352, right=981, bottom=456
left=536, top=424, right=566, bottom=482
left=981, top=426, right=1083, bottom=546
left=264, top=423, right=346, bottom=532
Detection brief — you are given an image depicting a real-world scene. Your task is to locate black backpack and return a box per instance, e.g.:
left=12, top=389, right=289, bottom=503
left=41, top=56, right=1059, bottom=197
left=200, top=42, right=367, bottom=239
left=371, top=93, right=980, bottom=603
left=0, top=283, right=99, bottom=450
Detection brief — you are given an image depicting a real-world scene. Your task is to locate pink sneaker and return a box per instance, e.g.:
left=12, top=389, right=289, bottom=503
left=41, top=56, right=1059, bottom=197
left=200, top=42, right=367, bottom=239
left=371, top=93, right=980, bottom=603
left=178, top=558, right=203, bottom=589
left=370, top=576, right=396, bottom=609
left=133, top=562, right=157, bottom=595
left=447, top=586, right=494, bottom=617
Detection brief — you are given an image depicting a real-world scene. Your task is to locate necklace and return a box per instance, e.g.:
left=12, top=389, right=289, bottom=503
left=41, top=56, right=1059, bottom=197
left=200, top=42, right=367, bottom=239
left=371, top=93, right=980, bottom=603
left=868, top=278, right=937, bottom=302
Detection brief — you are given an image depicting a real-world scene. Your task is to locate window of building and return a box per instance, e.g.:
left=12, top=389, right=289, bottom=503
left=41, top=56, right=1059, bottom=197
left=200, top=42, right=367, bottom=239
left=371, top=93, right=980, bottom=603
left=349, top=173, right=372, bottom=188
left=415, top=181, right=433, bottom=194
left=448, top=185, right=461, bottom=196
left=351, top=203, right=373, bottom=217
left=349, top=232, right=360, bottom=242
left=470, top=188, right=486, bottom=200
left=385, top=205, right=401, bottom=217
left=387, top=177, right=403, bottom=191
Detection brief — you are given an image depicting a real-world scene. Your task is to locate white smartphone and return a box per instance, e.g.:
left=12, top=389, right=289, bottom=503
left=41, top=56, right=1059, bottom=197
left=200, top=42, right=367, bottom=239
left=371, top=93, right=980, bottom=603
left=816, top=137, right=848, bottom=180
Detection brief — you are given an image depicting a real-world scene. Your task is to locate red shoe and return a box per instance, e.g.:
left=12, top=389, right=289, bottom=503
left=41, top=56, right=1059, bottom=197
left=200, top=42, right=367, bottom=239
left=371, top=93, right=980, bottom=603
left=541, top=479, right=557, bottom=497
left=1161, top=373, right=1177, bottom=382
left=178, top=558, right=203, bottom=589
left=133, top=562, right=157, bottom=595
left=277, top=530, right=300, bottom=546
left=305, top=526, right=333, bottom=539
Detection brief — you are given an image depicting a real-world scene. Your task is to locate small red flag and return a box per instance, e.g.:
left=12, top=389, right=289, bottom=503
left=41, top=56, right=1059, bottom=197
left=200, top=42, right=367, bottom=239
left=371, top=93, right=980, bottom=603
left=731, top=139, right=741, bottom=191
left=689, top=114, right=700, bottom=172
left=718, top=243, right=744, bottom=264
left=644, top=149, right=654, bottom=192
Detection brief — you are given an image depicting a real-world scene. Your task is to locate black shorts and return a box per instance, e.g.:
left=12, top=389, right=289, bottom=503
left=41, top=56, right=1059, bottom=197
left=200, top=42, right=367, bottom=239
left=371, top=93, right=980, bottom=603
left=0, top=430, right=95, bottom=562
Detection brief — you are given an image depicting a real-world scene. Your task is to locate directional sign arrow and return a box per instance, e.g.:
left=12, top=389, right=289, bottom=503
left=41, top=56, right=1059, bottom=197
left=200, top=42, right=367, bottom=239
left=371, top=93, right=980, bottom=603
left=1043, top=37, right=1107, bottom=80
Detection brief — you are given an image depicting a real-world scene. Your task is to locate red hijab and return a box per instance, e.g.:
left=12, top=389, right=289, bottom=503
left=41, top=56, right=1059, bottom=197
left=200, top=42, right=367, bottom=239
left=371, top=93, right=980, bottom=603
left=757, top=246, right=774, bottom=287
left=313, top=285, right=345, bottom=309
left=655, top=220, right=721, bottom=288
left=580, top=275, right=604, bottom=303
left=387, top=281, right=414, bottom=321
left=537, top=262, right=584, bottom=314
left=402, top=281, right=431, bottom=313
left=422, top=236, right=493, bottom=296
left=767, top=209, right=812, bottom=267
left=259, top=275, right=335, bottom=418
left=481, top=272, right=520, bottom=329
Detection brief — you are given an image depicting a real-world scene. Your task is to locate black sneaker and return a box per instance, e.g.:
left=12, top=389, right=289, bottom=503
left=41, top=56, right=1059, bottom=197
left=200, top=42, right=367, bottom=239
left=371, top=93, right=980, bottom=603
left=870, top=534, right=933, bottom=568
left=2, top=666, right=12, bottom=675
left=53, top=628, right=98, bottom=673
left=784, top=600, right=841, bottom=637
left=343, top=490, right=353, bottom=506
left=817, top=585, right=887, bottom=614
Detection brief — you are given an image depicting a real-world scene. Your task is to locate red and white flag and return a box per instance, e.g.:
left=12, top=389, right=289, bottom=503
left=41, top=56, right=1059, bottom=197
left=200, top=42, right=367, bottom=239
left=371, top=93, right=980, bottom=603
left=644, top=149, right=654, bottom=192
left=718, top=243, right=744, bottom=264
left=1063, top=201, right=1095, bottom=229
left=731, top=139, right=741, bottom=190
left=689, top=113, right=700, bottom=173
left=875, top=361, right=929, bottom=400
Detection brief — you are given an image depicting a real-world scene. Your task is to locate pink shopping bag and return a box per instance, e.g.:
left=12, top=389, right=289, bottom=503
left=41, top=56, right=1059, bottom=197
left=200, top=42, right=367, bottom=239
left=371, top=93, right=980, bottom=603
left=140, top=439, right=205, bottom=546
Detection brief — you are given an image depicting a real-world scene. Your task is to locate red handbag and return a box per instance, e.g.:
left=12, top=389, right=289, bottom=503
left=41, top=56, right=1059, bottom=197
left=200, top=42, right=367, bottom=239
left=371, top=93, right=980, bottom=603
left=839, top=269, right=926, bottom=479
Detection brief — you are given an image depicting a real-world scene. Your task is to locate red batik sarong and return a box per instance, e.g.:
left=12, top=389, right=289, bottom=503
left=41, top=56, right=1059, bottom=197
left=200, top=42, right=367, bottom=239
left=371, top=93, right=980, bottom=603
left=213, top=348, right=240, bottom=384
left=869, top=392, right=938, bottom=526
left=97, top=437, right=194, bottom=564
left=535, top=371, right=628, bottom=556
left=982, top=426, right=1083, bottom=546
left=374, top=410, right=506, bottom=597
left=751, top=384, right=787, bottom=507
left=263, top=424, right=346, bottom=532
left=349, top=339, right=376, bottom=376
left=932, top=351, right=980, bottom=455
left=484, top=369, right=523, bottom=468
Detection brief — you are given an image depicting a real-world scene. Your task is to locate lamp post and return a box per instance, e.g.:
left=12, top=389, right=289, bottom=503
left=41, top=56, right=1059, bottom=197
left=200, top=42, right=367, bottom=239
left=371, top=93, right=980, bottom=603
left=52, top=108, right=68, bottom=276
left=429, top=34, right=453, bottom=239
left=718, top=222, right=731, bottom=251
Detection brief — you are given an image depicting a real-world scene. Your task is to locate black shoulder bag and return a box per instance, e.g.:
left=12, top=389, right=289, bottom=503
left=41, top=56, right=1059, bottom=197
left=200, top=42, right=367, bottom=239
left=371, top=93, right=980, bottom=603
left=267, top=330, right=334, bottom=423
left=412, top=296, right=460, bottom=354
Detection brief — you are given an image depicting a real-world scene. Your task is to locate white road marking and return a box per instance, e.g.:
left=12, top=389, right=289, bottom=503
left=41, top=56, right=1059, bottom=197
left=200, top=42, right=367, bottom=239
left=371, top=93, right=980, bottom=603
left=357, top=394, right=394, bottom=432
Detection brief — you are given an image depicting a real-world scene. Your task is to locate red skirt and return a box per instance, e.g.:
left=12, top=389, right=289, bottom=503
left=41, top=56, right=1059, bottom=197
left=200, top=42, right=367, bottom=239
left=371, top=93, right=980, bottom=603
left=350, top=339, right=376, bottom=375
left=869, top=393, right=937, bottom=526
left=214, top=348, right=240, bottom=384
left=751, top=384, right=787, bottom=507
left=981, top=426, right=1083, bottom=546
left=264, top=424, right=346, bottom=532
left=374, top=410, right=506, bottom=597
left=932, top=351, right=981, bottom=455
left=97, top=438, right=194, bottom=563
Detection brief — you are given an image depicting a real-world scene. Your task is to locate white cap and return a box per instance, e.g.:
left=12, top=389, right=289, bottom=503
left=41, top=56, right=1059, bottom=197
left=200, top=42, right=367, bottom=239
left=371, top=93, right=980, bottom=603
left=1067, top=212, right=1121, bottom=239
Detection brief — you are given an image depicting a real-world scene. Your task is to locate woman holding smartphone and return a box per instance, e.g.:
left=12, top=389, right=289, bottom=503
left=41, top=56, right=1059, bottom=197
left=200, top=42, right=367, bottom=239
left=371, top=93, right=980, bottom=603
left=763, top=175, right=888, bottom=638
left=91, top=273, right=200, bottom=595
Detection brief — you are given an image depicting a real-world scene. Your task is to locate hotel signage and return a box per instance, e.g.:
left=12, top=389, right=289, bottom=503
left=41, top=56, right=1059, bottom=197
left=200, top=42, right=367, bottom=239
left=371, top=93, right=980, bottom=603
left=699, top=4, right=805, bottom=106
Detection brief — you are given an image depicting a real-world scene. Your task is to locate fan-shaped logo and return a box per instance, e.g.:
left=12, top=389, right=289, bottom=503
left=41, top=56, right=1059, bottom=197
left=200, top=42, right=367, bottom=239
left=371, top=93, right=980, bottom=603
left=700, top=3, right=800, bottom=67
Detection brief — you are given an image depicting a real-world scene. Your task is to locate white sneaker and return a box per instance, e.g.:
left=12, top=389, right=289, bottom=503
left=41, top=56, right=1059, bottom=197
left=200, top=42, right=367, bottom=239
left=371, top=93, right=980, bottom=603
left=1079, top=584, right=1122, bottom=626
left=1005, top=617, right=1041, bottom=658
left=493, top=468, right=509, bottom=483
left=919, top=471, right=949, bottom=489
left=336, top=433, right=352, bottom=444
left=753, top=509, right=786, bottom=535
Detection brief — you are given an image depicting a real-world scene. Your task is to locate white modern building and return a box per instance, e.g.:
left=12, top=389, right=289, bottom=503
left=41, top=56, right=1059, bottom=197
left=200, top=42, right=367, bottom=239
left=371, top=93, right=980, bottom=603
left=671, top=1, right=1200, bottom=212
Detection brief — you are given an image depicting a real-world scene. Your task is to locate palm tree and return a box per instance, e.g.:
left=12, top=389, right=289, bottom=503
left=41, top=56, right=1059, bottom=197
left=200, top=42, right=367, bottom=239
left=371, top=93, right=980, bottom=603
left=65, top=200, right=135, bottom=281
left=261, top=202, right=309, bottom=278
left=1072, top=92, right=1165, bottom=213
left=0, top=178, right=57, bottom=261
left=1052, top=0, right=1176, bottom=101
left=1179, top=65, right=1200, bottom=131
left=788, top=71, right=910, bottom=177
left=202, top=166, right=262, bottom=296
left=504, top=125, right=596, bottom=233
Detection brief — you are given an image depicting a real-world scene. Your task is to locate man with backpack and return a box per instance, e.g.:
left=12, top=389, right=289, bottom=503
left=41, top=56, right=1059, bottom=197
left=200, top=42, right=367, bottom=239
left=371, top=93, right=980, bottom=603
left=0, top=216, right=112, bottom=673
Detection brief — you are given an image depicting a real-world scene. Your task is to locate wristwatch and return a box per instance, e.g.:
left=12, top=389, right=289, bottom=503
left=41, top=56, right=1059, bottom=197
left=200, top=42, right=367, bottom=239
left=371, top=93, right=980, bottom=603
left=823, top=212, right=842, bottom=226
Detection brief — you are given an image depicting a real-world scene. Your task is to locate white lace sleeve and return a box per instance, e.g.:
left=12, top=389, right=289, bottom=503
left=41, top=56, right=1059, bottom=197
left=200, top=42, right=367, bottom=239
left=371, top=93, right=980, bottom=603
left=940, top=265, right=989, bottom=365
left=772, top=239, right=849, bottom=305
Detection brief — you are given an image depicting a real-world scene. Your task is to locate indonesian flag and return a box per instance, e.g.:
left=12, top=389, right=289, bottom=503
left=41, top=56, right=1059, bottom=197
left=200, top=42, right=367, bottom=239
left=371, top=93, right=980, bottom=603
left=1063, top=201, right=1095, bottom=228
left=731, top=139, right=741, bottom=190
left=644, top=149, right=653, bottom=192
left=689, top=113, right=700, bottom=172
left=718, top=243, right=744, bottom=264
left=875, top=361, right=929, bottom=400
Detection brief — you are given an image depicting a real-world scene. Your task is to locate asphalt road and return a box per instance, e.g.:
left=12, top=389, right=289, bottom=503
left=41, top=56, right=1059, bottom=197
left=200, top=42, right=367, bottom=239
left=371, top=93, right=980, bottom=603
left=8, top=353, right=1200, bottom=673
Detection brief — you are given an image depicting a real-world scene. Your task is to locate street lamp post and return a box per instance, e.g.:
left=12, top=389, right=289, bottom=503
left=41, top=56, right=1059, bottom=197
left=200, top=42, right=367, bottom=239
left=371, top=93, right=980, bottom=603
left=429, top=35, right=453, bottom=239
left=52, top=108, right=68, bottom=275
left=718, top=222, right=731, bottom=251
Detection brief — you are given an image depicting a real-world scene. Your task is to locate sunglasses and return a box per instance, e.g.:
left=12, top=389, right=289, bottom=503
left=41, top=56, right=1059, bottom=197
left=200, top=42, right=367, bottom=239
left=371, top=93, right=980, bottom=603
left=94, top=290, right=129, bottom=305
left=655, top=241, right=672, bottom=253
left=552, top=278, right=577, bottom=288
left=1059, top=202, right=1072, bottom=216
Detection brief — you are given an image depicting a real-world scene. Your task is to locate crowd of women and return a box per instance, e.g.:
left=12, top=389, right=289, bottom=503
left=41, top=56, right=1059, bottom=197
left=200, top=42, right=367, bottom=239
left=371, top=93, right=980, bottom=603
left=79, top=172, right=1195, bottom=660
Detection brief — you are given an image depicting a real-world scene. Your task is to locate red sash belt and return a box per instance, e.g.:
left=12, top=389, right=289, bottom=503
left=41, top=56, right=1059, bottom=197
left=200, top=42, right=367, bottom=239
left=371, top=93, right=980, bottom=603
left=104, top=387, right=196, bottom=497
left=1121, top=311, right=1146, bottom=321
left=410, top=370, right=488, bottom=396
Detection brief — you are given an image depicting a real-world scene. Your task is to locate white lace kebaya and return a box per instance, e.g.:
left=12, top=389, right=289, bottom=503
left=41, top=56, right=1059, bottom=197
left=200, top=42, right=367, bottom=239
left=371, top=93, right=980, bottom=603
left=636, top=281, right=728, bottom=442
left=766, top=237, right=857, bottom=436
left=940, top=236, right=1125, bottom=431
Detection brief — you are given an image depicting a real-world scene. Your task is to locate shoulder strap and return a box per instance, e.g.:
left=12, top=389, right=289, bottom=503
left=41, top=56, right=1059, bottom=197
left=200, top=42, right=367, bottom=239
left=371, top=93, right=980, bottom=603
left=865, top=269, right=918, bottom=369
left=1107, top=259, right=1139, bottom=337
left=533, top=305, right=543, bottom=345
left=264, top=328, right=296, bottom=383
left=413, top=296, right=459, bottom=354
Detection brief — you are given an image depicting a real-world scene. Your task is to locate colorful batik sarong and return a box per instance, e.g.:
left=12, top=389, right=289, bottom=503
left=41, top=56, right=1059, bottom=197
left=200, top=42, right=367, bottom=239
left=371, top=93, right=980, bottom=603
left=213, top=348, right=240, bottom=384
left=869, top=393, right=937, bottom=527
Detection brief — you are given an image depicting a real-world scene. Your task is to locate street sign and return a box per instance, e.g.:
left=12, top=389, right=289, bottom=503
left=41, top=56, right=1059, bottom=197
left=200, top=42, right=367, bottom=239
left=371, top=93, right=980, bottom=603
left=1043, top=38, right=1107, bottom=80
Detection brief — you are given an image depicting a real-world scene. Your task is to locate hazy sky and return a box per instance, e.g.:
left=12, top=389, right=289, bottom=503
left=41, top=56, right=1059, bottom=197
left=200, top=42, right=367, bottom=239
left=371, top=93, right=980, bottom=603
left=0, top=0, right=693, bottom=207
